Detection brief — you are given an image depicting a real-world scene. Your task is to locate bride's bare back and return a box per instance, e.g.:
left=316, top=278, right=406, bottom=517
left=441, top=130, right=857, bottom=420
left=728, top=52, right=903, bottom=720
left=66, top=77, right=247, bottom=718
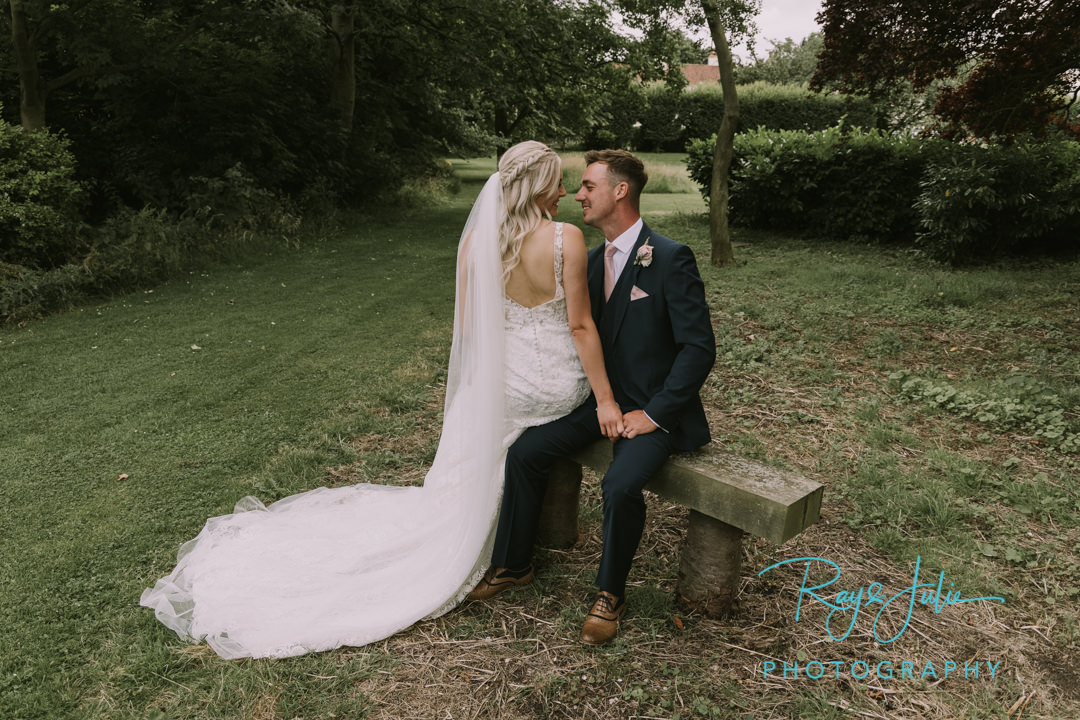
left=504, top=220, right=559, bottom=308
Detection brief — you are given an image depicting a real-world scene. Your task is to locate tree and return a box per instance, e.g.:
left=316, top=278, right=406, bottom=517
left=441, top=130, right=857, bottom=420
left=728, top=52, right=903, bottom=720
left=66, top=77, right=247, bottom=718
left=460, top=0, right=628, bottom=156
left=699, top=0, right=754, bottom=266
left=6, top=0, right=201, bottom=131
left=667, top=29, right=712, bottom=65
left=326, top=4, right=357, bottom=136
left=304, top=0, right=628, bottom=157
left=737, top=32, right=823, bottom=85
left=812, top=0, right=1080, bottom=140
left=620, top=0, right=761, bottom=267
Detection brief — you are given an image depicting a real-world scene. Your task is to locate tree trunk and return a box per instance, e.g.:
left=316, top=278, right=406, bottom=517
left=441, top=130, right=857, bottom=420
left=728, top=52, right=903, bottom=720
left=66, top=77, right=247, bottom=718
left=494, top=105, right=509, bottom=159
left=328, top=4, right=357, bottom=136
left=702, top=0, right=738, bottom=266
left=10, top=0, right=47, bottom=131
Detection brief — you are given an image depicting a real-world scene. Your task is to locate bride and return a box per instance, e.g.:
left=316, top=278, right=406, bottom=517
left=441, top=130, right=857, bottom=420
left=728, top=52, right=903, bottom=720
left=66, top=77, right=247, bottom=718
left=140, top=141, right=623, bottom=659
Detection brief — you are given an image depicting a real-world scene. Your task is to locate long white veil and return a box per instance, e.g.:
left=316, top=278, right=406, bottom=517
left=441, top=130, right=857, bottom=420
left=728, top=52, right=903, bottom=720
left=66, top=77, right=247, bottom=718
left=139, top=174, right=510, bottom=658
left=423, top=171, right=508, bottom=615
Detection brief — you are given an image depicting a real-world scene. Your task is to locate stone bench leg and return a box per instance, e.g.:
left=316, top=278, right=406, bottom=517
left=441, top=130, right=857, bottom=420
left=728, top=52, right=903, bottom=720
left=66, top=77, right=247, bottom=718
left=537, top=458, right=581, bottom=548
left=676, top=510, right=743, bottom=617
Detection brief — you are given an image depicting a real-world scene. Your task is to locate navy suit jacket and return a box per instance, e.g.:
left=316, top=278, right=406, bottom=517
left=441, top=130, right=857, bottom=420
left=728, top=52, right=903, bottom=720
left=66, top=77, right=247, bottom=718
left=587, top=222, right=716, bottom=451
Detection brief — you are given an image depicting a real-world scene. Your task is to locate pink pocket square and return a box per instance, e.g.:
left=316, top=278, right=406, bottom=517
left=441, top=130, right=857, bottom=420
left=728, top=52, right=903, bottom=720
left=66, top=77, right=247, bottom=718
left=630, top=285, right=649, bottom=301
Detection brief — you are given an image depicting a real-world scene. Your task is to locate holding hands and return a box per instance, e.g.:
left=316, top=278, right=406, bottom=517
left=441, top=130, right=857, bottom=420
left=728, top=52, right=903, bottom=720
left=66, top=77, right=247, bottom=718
left=619, top=409, right=657, bottom=440
left=597, top=404, right=657, bottom=442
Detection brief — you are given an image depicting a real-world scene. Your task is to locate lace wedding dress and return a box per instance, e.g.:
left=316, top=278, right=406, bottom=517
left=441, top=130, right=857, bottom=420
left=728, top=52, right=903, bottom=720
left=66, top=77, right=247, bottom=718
left=140, top=176, right=589, bottom=659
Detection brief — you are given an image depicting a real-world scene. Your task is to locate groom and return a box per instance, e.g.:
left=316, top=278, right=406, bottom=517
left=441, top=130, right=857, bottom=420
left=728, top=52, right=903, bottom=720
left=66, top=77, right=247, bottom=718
left=469, top=149, right=716, bottom=645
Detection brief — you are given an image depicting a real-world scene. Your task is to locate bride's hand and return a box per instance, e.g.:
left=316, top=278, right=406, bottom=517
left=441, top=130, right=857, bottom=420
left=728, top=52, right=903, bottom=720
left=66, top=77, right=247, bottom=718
left=596, top=400, right=624, bottom=440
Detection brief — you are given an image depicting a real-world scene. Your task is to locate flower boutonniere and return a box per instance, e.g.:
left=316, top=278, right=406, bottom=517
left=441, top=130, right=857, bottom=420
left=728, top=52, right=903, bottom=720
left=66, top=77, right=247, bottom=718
left=634, top=238, right=654, bottom=267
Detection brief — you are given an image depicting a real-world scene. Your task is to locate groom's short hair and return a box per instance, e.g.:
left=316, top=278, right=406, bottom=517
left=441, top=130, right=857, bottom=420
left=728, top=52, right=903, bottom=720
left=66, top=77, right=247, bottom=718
left=585, top=149, right=648, bottom=206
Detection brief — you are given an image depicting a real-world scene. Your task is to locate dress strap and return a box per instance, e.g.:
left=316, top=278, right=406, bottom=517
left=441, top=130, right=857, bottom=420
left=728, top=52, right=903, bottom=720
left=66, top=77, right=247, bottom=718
left=552, top=222, right=565, bottom=294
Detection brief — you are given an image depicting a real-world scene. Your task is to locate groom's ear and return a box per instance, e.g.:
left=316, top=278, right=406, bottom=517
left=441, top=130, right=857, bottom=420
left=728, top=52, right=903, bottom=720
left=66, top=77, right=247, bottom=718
left=614, top=181, right=629, bottom=201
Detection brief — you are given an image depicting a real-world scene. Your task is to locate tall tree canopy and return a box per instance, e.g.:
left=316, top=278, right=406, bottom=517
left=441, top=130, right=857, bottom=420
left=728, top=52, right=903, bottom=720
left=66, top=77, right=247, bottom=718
left=2, top=0, right=634, bottom=211
left=812, top=0, right=1080, bottom=139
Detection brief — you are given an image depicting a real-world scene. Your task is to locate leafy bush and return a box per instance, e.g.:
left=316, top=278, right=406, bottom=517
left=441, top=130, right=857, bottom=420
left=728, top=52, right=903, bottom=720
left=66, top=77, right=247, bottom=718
left=688, top=126, right=938, bottom=241
left=0, top=107, right=87, bottom=269
left=81, top=207, right=195, bottom=288
left=2, top=162, right=311, bottom=323
left=0, top=263, right=90, bottom=323
left=184, top=163, right=281, bottom=233
left=914, top=141, right=1080, bottom=263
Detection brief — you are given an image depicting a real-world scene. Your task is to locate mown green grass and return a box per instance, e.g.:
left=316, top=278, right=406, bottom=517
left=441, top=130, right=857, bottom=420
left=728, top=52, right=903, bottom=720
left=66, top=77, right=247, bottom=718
left=3, top=153, right=1079, bottom=719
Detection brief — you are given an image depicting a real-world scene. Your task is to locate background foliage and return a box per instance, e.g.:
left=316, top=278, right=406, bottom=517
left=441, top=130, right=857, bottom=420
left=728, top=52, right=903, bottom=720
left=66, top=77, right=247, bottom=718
left=687, top=128, right=1080, bottom=263
left=3, top=0, right=1079, bottom=320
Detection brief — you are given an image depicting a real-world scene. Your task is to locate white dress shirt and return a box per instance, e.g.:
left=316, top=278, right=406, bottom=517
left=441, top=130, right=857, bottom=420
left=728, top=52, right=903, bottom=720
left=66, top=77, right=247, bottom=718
left=604, top=217, right=644, bottom=287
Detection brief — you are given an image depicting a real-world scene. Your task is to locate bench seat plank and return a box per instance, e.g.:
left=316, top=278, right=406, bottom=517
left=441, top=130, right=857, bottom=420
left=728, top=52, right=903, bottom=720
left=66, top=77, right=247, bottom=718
left=569, top=441, right=823, bottom=545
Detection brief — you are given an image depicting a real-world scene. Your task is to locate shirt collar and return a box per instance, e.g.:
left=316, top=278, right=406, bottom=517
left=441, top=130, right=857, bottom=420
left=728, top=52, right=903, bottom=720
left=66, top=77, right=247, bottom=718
left=606, top=218, right=644, bottom=255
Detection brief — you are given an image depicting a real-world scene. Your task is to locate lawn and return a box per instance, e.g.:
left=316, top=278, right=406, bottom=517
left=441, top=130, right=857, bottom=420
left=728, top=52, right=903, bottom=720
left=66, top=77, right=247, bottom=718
left=2, top=153, right=1078, bottom=719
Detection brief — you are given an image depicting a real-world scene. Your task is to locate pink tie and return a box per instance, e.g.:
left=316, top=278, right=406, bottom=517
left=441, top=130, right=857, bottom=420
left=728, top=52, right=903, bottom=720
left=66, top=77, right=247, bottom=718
left=604, top=243, right=618, bottom=301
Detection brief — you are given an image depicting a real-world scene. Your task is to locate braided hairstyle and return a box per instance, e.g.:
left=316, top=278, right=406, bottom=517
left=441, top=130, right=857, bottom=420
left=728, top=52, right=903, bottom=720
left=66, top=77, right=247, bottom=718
left=498, top=141, right=562, bottom=282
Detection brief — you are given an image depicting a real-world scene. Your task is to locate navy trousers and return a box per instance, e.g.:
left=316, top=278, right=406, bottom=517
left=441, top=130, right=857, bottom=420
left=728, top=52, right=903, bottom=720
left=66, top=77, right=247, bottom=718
left=491, top=399, right=675, bottom=598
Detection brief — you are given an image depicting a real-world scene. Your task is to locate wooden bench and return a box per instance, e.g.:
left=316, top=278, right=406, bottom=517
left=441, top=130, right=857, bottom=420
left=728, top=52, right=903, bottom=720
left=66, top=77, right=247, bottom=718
left=536, top=440, right=824, bottom=616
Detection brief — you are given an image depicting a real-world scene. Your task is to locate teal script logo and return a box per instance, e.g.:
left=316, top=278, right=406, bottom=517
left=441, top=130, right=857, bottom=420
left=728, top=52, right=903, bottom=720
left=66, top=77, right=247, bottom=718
left=758, top=556, right=1006, bottom=644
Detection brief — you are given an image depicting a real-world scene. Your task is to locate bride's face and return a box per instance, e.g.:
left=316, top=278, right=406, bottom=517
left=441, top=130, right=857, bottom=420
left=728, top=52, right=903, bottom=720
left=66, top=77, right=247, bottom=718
left=538, top=177, right=567, bottom=217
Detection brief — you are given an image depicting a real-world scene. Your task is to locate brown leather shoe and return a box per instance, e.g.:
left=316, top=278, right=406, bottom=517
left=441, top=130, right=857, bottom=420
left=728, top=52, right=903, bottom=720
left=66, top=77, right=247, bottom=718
left=466, top=566, right=534, bottom=601
left=580, top=591, right=626, bottom=645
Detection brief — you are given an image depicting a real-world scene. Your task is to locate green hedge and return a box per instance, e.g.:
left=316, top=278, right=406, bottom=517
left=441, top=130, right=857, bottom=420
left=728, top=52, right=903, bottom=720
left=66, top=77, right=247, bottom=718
left=632, top=82, right=878, bottom=152
left=687, top=129, right=1080, bottom=262
left=682, top=82, right=878, bottom=143
left=636, top=84, right=686, bottom=152
left=688, top=126, right=936, bottom=241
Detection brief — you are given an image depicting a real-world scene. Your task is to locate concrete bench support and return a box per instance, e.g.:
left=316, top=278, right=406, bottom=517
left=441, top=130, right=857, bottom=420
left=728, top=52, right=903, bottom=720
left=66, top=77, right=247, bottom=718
left=537, top=458, right=583, bottom=548
left=537, top=440, right=823, bottom=617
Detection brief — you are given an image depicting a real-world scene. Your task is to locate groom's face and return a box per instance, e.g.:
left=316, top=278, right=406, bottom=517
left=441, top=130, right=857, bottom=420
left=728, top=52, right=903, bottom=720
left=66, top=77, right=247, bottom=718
left=576, top=162, right=621, bottom=229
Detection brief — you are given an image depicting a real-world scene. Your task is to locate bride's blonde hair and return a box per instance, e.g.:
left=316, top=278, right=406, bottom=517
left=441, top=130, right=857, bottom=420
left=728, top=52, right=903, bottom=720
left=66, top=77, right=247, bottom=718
left=498, top=141, right=562, bottom=281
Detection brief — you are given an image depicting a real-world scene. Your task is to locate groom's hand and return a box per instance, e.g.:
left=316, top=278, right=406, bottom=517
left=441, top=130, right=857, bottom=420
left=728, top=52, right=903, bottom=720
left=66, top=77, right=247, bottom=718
left=620, top=410, right=658, bottom=440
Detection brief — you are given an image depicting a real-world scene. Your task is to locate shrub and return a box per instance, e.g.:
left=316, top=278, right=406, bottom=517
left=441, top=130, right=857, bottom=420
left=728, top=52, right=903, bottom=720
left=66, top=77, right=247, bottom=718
left=629, top=82, right=878, bottom=154
left=688, top=126, right=938, bottom=241
left=0, top=107, right=87, bottom=269
left=0, top=262, right=90, bottom=323
left=82, top=207, right=195, bottom=289
left=2, top=161, right=312, bottom=323
left=184, top=163, right=280, bottom=233
left=915, top=141, right=1080, bottom=263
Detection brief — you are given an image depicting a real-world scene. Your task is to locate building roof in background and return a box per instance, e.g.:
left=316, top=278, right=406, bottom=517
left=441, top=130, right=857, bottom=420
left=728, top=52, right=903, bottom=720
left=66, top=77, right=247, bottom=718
left=682, top=64, right=721, bottom=85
